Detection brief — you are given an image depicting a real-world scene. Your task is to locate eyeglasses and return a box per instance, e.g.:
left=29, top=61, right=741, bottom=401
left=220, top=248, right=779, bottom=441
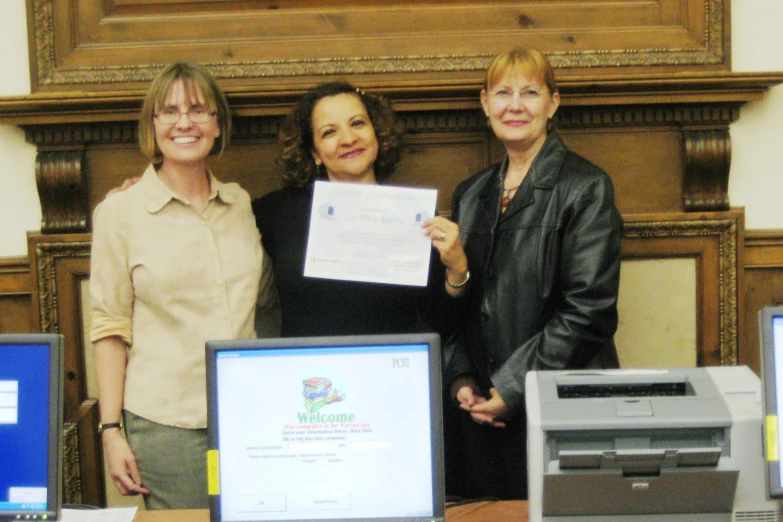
left=154, top=106, right=216, bottom=125
left=488, top=87, right=545, bottom=106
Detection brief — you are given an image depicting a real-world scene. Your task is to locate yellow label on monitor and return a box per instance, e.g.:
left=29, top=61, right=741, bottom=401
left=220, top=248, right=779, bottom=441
left=207, top=449, right=220, bottom=495
left=767, top=416, right=780, bottom=462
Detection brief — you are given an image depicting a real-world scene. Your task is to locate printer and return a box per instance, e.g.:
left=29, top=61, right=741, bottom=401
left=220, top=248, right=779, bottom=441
left=526, top=366, right=780, bottom=522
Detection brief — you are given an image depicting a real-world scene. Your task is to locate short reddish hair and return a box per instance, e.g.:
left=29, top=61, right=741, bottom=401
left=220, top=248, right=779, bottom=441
left=485, top=48, right=558, bottom=95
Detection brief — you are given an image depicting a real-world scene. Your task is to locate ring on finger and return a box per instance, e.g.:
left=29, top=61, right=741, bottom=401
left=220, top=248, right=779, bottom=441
left=438, top=230, right=446, bottom=241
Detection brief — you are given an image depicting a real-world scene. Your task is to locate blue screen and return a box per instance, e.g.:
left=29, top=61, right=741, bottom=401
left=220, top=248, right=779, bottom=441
left=0, top=343, right=51, bottom=512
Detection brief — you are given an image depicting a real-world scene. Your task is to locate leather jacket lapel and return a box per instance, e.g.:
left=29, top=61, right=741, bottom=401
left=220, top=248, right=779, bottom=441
left=499, top=132, right=567, bottom=223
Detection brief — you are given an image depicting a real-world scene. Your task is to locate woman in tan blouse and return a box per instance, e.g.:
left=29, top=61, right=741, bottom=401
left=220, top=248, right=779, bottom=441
left=90, top=62, right=276, bottom=509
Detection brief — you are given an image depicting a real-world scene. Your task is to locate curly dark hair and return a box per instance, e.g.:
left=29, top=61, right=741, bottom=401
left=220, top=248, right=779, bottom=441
left=278, top=81, right=404, bottom=187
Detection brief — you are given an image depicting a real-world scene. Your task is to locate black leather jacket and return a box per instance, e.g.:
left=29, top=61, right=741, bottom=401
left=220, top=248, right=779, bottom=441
left=444, top=132, right=622, bottom=418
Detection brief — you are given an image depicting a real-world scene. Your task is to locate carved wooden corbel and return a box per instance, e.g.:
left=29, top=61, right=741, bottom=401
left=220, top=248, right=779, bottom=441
left=35, top=148, right=88, bottom=233
left=682, top=129, right=732, bottom=212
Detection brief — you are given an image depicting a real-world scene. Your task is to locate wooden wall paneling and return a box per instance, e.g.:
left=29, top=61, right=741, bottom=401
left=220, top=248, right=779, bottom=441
left=559, top=127, right=685, bottom=215
left=0, top=256, right=34, bottom=334
left=26, top=0, right=729, bottom=93
left=622, top=211, right=743, bottom=368
left=222, top=116, right=285, bottom=199
left=86, top=143, right=148, bottom=218
left=744, top=230, right=783, bottom=376
left=396, top=134, right=489, bottom=214
left=27, top=232, right=104, bottom=507
left=26, top=121, right=137, bottom=234
left=12, top=87, right=769, bottom=237
left=557, top=102, right=740, bottom=213
left=395, top=110, right=491, bottom=213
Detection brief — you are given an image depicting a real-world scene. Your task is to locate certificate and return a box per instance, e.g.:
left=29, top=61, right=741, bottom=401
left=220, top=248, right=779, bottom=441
left=304, top=181, right=437, bottom=286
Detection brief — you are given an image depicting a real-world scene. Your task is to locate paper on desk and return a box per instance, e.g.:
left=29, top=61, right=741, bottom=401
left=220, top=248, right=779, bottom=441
left=304, top=181, right=437, bottom=286
left=61, top=506, right=137, bottom=522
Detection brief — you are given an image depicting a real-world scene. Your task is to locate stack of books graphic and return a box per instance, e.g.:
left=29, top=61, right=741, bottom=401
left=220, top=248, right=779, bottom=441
left=303, top=377, right=332, bottom=413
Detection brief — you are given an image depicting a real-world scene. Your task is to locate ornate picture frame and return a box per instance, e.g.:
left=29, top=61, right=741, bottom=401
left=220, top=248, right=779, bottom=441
left=27, top=232, right=102, bottom=506
left=619, top=212, right=742, bottom=367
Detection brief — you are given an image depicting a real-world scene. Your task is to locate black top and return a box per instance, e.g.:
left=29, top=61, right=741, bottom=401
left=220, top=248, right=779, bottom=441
left=252, top=185, right=449, bottom=337
left=445, top=131, right=622, bottom=417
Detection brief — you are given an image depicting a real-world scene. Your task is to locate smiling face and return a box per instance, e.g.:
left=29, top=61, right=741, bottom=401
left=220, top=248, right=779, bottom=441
left=154, top=79, right=221, bottom=170
left=310, top=93, right=379, bottom=184
left=480, top=71, right=560, bottom=153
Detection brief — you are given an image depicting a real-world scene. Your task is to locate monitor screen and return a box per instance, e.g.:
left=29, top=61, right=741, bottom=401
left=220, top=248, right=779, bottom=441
left=0, top=334, right=63, bottom=522
left=205, top=333, right=445, bottom=522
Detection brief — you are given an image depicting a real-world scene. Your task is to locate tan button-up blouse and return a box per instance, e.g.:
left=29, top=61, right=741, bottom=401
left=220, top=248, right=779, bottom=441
left=90, top=165, right=276, bottom=428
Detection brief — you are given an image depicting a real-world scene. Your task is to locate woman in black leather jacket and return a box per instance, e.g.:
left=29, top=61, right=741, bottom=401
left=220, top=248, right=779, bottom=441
left=425, top=48, right=623, bottom=500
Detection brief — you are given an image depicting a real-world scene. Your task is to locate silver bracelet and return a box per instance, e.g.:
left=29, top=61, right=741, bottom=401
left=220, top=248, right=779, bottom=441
left=445, top=268, right=470, bottom=288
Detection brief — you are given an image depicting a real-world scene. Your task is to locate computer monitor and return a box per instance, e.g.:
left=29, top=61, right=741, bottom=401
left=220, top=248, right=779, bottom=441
left=760, top=306, right=783, bottom=500
left=205, top=333, right=445, bottom=522
left=0, top=334, right=64, bottom=522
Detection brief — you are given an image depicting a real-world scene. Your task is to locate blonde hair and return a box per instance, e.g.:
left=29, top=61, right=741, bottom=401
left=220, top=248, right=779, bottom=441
left=138, top=62, right=231, bottom=163
left=484, top=48, right=558, bottom=95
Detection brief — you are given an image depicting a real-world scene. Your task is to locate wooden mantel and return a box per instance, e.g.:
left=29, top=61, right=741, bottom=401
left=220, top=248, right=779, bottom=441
left=2, top=72, right=782, bottom=123
left=1, top=72, right=781, bottom=235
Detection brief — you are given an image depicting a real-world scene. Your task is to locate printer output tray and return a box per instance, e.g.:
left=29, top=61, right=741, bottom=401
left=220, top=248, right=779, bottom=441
left=543, top=467, right=737, bottom=520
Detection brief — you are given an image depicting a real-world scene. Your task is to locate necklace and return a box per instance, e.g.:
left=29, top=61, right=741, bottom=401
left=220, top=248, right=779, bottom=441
left=501, top=184, right=520, bottom=210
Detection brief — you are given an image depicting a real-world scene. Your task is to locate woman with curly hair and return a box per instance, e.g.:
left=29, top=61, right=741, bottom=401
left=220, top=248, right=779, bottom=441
left=253, top=81, right=457, bottom=337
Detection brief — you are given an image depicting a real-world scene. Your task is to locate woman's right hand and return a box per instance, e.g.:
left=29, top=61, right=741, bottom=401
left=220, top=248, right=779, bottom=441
left=102, top=430, right=150, bottom=495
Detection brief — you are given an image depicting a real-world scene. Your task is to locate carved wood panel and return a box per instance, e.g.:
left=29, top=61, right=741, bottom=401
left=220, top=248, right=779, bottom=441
left=27, top=0, right=729, bottom=93
left=0, top=257, right=34, bottom=334
left=744, top=231, right=783, bottom=376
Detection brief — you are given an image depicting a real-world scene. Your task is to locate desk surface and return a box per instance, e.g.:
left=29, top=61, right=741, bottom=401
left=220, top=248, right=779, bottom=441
left=133, top=501, right=528, bottom=522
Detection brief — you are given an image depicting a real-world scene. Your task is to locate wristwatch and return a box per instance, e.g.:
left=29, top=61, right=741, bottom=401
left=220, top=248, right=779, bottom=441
left=98, top=420, right=124, bottom=433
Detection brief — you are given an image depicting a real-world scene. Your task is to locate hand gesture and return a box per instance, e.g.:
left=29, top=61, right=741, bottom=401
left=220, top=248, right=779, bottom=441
left=467, top=387, right=508, bottom=428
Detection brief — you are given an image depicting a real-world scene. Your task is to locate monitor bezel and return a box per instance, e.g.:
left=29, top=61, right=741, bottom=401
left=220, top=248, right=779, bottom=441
left=0, top=333, right=63, bottom=522
left=205, top=332, right=445, bottom=522
left=760, top=306, right=783, bottom=499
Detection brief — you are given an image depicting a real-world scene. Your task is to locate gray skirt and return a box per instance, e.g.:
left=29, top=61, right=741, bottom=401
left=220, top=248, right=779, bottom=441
left=123, top=410, right=208, bottom=510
